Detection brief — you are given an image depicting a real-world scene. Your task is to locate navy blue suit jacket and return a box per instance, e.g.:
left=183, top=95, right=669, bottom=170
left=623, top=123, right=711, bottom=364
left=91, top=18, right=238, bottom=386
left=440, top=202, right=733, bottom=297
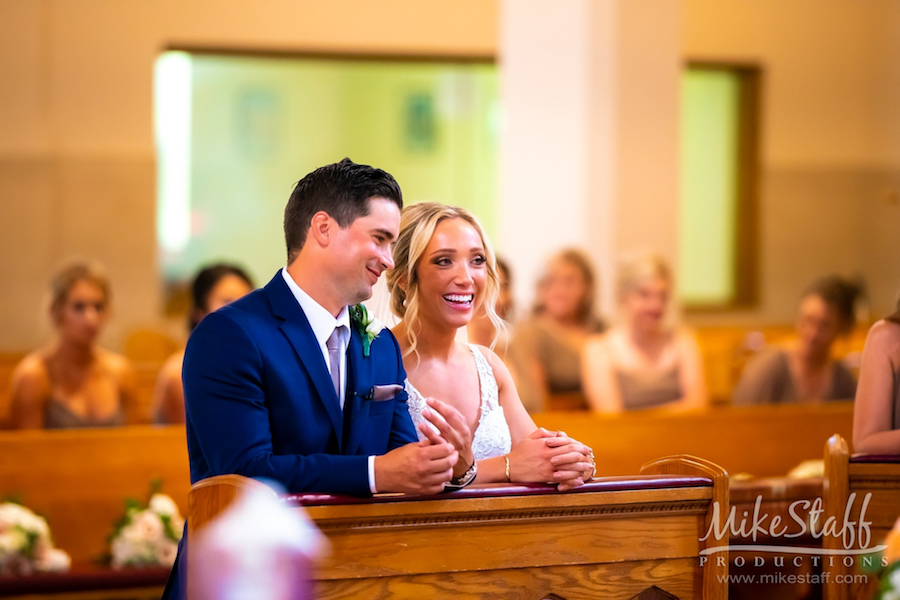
left=163, top=271, right=417, bottom=598
left=183, top=271, right=417, bottom=495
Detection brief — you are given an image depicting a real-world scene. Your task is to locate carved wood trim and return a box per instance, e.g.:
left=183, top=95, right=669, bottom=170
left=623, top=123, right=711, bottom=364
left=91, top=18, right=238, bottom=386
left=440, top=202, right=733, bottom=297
left=310, top=501, right=712, bottom=531
left=639, top=454, right=728, bottom=600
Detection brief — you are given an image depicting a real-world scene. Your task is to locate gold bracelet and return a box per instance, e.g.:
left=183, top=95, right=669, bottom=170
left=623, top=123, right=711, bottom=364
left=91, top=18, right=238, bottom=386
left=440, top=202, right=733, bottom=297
left=503, top=454, right=511, bottom=482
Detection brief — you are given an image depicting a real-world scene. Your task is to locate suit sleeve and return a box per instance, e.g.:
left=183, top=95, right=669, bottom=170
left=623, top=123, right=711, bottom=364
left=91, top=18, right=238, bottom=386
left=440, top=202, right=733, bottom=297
left=183, top=311, right=370, bottom=496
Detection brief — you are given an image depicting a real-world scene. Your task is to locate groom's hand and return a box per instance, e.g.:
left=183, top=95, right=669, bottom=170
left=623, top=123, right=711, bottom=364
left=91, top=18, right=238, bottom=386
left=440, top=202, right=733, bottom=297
left=373, top=437, right=458, bottom=495
left=421, top=397, right=475, bottom=478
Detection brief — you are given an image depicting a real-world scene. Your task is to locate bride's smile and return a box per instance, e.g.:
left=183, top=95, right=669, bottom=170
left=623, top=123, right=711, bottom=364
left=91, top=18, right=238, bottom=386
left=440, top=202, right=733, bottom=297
left=416, top=218, right=487, bottom=329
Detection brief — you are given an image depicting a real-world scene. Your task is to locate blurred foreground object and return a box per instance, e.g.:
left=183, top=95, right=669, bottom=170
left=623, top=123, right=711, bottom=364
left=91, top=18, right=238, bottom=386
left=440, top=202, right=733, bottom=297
left=191, top=480, right=327, bottom=600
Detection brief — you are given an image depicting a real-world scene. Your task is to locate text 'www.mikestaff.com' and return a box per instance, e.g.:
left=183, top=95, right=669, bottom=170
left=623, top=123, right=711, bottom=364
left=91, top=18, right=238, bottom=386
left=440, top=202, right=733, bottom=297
left=717, top=573, right=870, bottom=585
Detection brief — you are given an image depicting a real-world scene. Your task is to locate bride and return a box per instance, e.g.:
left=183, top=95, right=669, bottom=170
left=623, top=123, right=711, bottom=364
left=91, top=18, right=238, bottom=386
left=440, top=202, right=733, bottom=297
left=386, top=202, right=594, bottom=490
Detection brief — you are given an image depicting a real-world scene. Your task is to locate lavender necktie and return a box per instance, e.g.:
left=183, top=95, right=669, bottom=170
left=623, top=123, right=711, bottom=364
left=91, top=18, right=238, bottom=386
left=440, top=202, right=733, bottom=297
left=326, top=326, right=345, bottom=403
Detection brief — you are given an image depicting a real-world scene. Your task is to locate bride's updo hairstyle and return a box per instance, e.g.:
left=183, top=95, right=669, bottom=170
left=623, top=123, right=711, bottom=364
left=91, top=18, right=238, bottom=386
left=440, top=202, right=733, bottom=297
left=387, top=202, right=505, bottom=357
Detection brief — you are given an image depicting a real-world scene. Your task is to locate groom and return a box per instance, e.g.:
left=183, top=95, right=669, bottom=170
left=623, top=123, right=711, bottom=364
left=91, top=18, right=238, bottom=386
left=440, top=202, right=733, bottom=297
left=163, top=159, right=461, bottom=598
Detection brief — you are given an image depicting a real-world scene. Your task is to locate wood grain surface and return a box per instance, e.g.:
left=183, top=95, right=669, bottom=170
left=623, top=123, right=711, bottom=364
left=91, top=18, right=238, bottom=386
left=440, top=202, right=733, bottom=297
left=534, top=403, right=853, bottom=478
left=189, top=456, right=728, bottom=599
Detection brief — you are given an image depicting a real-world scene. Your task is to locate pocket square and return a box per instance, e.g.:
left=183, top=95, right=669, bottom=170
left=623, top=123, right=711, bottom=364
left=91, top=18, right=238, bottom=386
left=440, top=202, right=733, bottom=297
left=369, top=384, right=403, bottom=401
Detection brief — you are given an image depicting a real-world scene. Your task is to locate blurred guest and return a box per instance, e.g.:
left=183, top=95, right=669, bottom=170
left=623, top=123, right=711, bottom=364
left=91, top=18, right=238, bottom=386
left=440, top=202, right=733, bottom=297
left=507, top=249, right=605, bottom=413
left=467, top=257, right=513, bottom=357
left=152, top=264, right=254, bottom=424
left=853, top=297, right=900, bottom=454
left=8, top=261, right=138, bottom=429
left=732, top=276, right=860, bottom=405
left=582, top=252, right=707, bottom=413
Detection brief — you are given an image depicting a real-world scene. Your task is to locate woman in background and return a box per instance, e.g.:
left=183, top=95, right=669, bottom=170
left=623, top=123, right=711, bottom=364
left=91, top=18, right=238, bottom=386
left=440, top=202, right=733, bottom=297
left=507, top=249, right=605, bottom=413
left=582, top=252, right=707, bottom=413
left=152, top=263, right=254, bottom=424
left=732, top=276, right=860, bottom=405
left=387, top=203, right=594, bottom=489
left=853, top=297, right=900, bottom=454
left=9, top=261, right=138, bottom=429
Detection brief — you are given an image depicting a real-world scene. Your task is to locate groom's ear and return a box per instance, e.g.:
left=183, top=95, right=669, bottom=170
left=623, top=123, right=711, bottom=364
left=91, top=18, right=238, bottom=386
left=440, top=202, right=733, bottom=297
left=308, top=211, right=334, bottom=248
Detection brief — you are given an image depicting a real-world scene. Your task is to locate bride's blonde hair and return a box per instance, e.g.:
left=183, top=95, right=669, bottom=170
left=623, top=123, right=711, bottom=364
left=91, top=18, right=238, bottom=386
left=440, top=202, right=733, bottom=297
left=386, top=202, right=505, bottom=357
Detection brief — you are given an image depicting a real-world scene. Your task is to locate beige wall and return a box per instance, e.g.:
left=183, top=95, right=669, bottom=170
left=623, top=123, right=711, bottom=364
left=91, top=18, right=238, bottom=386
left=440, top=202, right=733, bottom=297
left=499, top=0, right=683, bottom=315
left=2, top=0, right=899, bottom=352
left=499, top=0, right=900, bottom=325
left=683, top=0, right=900, bottom=326
left=0, top=0, right=498, bottom=351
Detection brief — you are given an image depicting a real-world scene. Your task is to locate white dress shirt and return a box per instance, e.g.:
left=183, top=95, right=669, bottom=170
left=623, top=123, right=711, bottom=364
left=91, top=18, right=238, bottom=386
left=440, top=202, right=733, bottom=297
left=281, top=267, right=350, bottom=407
left=280, top=268, right=378, bottom=493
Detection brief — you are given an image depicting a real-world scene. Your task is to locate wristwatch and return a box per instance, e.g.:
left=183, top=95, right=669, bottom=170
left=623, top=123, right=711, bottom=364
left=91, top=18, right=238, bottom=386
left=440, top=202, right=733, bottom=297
left=444, top=461, right=477, bottom=491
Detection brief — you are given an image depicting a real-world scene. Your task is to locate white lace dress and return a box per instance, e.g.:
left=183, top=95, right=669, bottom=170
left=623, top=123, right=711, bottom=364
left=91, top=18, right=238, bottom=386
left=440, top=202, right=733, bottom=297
left=406, top=344, right=512, bottom=460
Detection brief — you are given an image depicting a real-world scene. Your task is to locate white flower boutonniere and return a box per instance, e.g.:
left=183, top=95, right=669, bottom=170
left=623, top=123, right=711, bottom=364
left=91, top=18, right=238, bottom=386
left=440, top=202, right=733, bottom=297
left=350, top=304, right=383, bottom=358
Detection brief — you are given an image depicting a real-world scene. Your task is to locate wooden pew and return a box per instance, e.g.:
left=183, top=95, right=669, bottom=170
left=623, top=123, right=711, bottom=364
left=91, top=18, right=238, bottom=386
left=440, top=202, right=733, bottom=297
left=0, top=351, right=26, bottom=428
left=188, top=455, right=729, bottom=600
left=534, top=403, right=854, bottom=478
left=0, top=426, right=190, bottom=568
left=729, top=477, right=826, bottom=600
left=822, top=434, right=900, bottom=600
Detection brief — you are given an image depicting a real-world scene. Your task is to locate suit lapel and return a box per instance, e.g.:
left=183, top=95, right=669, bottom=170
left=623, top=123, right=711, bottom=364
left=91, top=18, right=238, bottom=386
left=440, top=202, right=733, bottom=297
left=265, top=274, right=344, bottom=447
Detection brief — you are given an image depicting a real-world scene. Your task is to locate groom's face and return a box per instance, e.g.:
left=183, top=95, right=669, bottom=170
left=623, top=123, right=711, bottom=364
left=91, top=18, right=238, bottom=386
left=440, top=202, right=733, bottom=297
left=329, top=196, right=400, bottom=305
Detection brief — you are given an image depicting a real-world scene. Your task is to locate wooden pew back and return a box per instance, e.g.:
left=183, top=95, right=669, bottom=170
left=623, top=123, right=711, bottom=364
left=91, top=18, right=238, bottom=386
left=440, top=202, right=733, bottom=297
left=534, top=403, right=854, bottom=478
left=823, top=435, right=900, bottom=600
left=189, top=455, right=728, bottom=600
left=0, top=352, right=26, bottom=427
left=0, top=426, right=190, bottom=566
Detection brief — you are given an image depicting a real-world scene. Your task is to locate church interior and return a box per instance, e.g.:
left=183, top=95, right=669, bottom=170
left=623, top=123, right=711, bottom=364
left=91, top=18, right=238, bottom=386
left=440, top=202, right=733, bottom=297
left=2, top=1, right=900, bottom=598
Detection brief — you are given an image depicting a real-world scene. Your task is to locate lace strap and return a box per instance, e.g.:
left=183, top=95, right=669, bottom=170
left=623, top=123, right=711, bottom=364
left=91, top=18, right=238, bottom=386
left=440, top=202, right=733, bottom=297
left=468, top=344, right=500, bottom=411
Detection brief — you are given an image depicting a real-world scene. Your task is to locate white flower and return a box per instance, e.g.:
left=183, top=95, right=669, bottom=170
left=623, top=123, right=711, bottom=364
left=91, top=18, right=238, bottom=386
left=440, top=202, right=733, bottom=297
left=0, top=504, right=33, bottom=531
left=365, top=317, right=384, bottom=336
left=22, top=513, right=49, bottom=538
left=0, top=503, right=69, bottom=574
left=149, top=494, right=181, bottom=519
left=0, top=530, right=25, bottom=554
left=1, top=527, right=28, bottom=554
left=154, top=539, right=178, bottom=566
left=111, top=538, right=139, bottom=568
left=132, top=511, right=164, bottom=543
left=111, top=535, right=155, bottom=568
left=35, top=548, right=70, bottom=573
left=890, top=567, right=900, bottom=590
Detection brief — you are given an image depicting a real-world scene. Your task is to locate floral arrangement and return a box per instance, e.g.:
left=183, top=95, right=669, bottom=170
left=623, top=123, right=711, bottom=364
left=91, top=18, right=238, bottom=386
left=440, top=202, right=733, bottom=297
left=108, top=491, right=183, bottom=569
left=0, top=501, right=71, bottom=576
left=874, top=517, right=900, bottom=599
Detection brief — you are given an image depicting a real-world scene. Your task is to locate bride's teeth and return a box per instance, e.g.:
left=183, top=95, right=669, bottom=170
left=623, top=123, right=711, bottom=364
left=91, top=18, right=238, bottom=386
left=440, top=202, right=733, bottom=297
left=444, top=294, right=473, bottom=303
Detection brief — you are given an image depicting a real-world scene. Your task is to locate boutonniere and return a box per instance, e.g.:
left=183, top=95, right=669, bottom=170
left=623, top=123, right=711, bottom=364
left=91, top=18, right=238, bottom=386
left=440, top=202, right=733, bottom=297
left=349, top=304, right=383, bottom=358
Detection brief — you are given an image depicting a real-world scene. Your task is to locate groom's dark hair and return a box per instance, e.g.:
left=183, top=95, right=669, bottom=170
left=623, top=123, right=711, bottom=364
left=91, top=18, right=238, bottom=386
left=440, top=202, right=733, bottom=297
left=284, top=158, right=403, bottom=263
